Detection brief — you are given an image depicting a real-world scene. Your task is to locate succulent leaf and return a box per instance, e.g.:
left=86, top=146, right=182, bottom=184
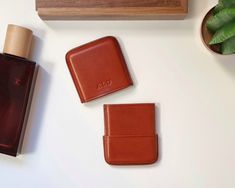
left=209, top=21, right=235, bottom=45
left=207, top=8, right=235, bottom=32
left=222, top=36, right=235, bottom=54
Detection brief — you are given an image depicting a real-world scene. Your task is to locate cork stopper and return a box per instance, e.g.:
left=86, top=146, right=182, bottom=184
left=3, top=24, right=33, bottom=59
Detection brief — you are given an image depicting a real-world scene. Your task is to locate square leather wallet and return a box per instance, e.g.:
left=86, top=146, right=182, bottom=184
left=103, top=103, right=158, bottom=165
left=66, top=36, right=133, bottom=103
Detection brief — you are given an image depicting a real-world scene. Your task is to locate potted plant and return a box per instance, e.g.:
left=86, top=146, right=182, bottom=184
left=201, top=0, right=235, bottom=55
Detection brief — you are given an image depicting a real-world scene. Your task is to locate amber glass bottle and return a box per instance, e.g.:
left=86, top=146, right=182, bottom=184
left=0, top=24, right=36, bottom=156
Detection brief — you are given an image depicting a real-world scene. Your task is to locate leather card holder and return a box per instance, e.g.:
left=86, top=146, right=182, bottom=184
left=103, top=103, right=158, bottom=165
left=66, top=36, right=133, bottom=103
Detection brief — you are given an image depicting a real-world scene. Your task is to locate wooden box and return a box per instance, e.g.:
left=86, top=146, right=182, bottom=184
left=36, top=0, right=188, bottom=20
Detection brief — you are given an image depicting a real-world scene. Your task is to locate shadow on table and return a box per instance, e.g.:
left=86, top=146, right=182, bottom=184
left=43, top=0, right=209, bottom=36
left=216, top=55, right=235, bottom=79
left=187, top=0, right=209, bottom=20
left=20, top=30, right=54, bottom=155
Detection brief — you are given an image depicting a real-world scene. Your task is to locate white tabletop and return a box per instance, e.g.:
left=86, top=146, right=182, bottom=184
left=0, top=0, right=235, bottom=187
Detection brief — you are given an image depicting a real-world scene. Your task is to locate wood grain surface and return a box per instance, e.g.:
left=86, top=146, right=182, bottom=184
left=37, top=0, right=182, bottom=8
left=36, top=0, right=188, bottom=20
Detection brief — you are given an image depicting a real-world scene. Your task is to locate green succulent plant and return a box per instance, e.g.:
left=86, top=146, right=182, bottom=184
left=207, top=0, right=235, bottom=54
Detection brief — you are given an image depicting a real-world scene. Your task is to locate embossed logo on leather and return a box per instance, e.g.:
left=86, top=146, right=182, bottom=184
left=97, top=80, right=112, bottom=90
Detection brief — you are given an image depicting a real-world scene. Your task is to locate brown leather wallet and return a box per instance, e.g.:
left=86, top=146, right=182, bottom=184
left=103, top=103, right=158, bottom=165
left=66, top=36, right=133, bottom=103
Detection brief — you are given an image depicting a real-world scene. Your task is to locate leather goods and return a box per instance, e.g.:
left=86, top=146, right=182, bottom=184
left=103, top=103, right=158, bottom=165
left=66, top=36, right=133, bottom=103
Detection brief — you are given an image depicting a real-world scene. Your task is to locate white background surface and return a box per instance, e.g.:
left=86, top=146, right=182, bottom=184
left=0, top=0, right=235, bottom=187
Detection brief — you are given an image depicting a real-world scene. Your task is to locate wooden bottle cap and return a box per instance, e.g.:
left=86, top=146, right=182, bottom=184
left=3, top=24, right=33, bottom=59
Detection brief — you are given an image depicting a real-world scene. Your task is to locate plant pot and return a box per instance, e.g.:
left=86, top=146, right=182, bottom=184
left=201, top=7, right=222, bottom=55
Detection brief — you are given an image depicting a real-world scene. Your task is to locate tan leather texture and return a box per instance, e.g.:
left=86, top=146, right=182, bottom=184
left=103, top=103, right=158, bottom=165
left=66, top=36, right=133, bottom=103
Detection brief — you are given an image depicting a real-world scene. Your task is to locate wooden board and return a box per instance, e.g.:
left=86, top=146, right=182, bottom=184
left=36, top=0, right=188, bottom=20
